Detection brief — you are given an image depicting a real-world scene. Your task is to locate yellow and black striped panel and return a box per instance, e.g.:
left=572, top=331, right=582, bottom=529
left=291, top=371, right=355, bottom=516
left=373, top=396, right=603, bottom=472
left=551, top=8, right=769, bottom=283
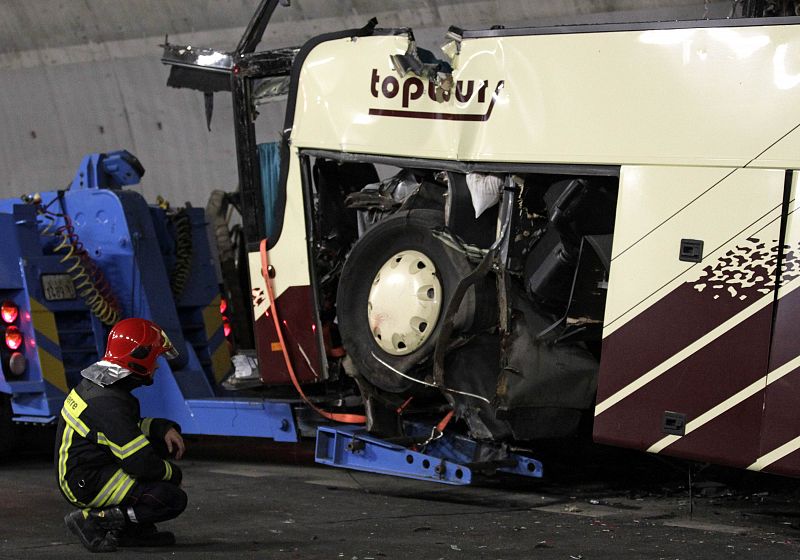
left=201, top=294, right=231, bottom=383
left=29, top=298, right=68, bottom=394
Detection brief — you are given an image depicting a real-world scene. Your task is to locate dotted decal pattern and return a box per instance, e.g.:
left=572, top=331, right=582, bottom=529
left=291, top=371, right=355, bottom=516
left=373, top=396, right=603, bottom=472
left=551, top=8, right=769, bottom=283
left=691, top=238, right=800, bottom=301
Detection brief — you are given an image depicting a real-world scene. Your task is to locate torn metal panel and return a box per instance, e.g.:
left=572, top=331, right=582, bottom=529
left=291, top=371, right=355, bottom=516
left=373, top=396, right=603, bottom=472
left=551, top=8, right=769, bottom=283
left=495, top=285, right=599, bottom=439
left=442, top=334, right=513, bottom=441
left=234, top=48, right=299, bottom=78
left=160, top=0, right=296, bottom=130
left=162, top=43, right=234, bottom=74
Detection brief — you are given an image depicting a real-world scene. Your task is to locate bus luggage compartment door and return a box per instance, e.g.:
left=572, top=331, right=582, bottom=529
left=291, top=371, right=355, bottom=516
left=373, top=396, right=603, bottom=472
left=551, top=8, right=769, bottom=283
left=594, top=166, right=787, bottom=471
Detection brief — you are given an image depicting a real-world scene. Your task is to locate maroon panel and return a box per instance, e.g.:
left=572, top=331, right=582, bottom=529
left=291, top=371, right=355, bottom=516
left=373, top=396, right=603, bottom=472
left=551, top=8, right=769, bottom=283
left=598, top=237, right=777, bottom=401
left=593, top=302, right=773, bottom=462
left=762, top=447, right=800, bottom=478
left=767, top=264, right=800, bottom=368
left=760, top=257, right=800, bottom=474
left=759, top=367, right=800, bottom=455
left=252, top=285, right=322, bottom=385
left=664, top=395, right=765, bottom=470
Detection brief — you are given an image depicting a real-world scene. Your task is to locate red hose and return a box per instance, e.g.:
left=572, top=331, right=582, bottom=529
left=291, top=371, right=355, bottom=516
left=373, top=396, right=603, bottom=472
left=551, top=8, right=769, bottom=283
left=260, top=239, right=366, bottom=424
left=436, top=410, right=455, bottom=433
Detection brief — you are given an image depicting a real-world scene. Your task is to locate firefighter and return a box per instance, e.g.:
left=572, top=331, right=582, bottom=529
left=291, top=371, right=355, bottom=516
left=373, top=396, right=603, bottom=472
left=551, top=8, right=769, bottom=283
left=55, top=318, right=188, bottom=552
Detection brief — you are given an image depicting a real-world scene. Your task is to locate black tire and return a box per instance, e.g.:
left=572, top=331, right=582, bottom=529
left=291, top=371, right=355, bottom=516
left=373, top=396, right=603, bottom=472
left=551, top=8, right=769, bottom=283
left=205, top=190, right=254, bottom=349
left=337, top=209, right=480, bottom=393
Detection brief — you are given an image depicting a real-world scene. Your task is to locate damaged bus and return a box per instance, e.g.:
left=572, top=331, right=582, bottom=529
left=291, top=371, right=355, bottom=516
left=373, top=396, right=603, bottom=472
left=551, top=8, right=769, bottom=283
left=164, top=1, right=800, bottom=478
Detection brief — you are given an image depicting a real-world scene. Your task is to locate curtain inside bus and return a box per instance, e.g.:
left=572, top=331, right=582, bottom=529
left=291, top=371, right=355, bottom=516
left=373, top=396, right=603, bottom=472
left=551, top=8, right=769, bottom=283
left=257, top=141, right=281, bottom=242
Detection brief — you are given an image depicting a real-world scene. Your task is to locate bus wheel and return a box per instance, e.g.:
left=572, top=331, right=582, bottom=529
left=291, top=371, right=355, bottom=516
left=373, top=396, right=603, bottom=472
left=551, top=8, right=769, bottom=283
left=337, top=209, right=478, bottom=393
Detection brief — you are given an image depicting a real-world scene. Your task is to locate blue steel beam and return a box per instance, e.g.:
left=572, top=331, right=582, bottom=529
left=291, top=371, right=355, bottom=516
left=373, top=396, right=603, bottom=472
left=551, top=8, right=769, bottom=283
left=184, top=399, right=297, bottom=442
left=315, top=424, right=544, bottom=485
left=315, top=425, right=473, bottom=485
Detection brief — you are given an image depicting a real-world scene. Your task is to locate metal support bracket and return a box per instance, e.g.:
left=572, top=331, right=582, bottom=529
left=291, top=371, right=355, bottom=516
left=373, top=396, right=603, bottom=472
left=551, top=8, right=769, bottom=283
left=315, top=423, right=543, bottom=485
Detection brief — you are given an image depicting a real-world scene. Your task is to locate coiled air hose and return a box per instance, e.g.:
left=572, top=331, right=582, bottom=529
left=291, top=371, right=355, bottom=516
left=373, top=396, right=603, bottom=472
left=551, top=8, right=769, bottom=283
left=40, top=211, right=122, bottom=325
left=155, top=196, right=194, bottom=298
left=169, top=209, right=193, bottom=298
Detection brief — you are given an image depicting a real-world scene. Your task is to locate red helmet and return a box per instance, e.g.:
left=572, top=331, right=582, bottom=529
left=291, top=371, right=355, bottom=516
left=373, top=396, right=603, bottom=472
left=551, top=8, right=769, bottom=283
left=103, top=318, right=179, bottom=378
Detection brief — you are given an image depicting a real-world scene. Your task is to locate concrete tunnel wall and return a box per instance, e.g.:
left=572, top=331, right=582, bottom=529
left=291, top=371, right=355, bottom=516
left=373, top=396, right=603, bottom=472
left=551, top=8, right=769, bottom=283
left=0, top=0, right=727, bottom=209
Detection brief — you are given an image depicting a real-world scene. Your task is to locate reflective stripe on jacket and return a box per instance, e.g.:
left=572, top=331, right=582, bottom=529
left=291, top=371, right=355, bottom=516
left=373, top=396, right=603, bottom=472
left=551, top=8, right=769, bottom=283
left=54, top=378, right=181, bottom=508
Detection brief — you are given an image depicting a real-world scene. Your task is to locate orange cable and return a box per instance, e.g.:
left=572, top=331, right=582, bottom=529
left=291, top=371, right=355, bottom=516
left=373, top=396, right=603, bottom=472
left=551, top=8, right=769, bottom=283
left=260, top=239, right=366, bottom=424
left=396, top=396, right=414, bottom=415
left=435, top=410, right=455, bottom=433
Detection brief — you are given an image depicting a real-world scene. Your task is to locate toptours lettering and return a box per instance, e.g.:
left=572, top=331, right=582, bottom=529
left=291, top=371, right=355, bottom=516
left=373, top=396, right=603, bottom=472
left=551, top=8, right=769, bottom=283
left=368, top=69, right=505, bottom=122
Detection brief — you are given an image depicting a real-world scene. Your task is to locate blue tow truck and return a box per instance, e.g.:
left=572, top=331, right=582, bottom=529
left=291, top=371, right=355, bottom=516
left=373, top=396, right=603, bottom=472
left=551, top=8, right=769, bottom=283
left=0, top=150, right=298, bottom=446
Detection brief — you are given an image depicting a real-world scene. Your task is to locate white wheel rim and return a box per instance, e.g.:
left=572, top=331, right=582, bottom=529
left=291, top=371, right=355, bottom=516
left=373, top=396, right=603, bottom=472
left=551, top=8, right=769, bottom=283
left=367, top=250, right=442, bottom=356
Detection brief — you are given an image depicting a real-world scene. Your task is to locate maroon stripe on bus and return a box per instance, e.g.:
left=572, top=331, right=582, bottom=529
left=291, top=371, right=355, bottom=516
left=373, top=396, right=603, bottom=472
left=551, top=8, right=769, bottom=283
left=761, top=448, right=800, bottom=478
left=598, top=284, right=769, bottom=402
left=768, top=282, right=800, bottom=371
left=253, top=285, right=320, bottom=386
left=599, top=235, right=782, bottom=401
left=664, top=394, right=765, bottom=470
left=755, top=278, right=800, bottom=474
left=760, top=367, right=800, bottom=458
left=593, top=303, right=774, bottom=455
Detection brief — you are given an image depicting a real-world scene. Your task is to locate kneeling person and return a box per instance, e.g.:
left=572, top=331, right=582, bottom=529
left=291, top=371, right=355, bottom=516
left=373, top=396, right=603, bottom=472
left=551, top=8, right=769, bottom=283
left=55, top=318, right=187, bottom=552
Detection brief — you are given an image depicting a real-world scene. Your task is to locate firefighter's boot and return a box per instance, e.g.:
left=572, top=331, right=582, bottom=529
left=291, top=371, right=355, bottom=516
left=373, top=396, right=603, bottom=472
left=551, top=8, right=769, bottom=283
left=64, top=507, right=126, bottom=553
left=114, top=523, right=176, bottom=547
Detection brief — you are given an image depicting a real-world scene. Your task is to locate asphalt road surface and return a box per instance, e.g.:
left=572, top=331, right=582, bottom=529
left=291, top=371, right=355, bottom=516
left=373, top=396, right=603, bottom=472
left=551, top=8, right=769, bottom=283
left=2, top=431, right=800, bottom=559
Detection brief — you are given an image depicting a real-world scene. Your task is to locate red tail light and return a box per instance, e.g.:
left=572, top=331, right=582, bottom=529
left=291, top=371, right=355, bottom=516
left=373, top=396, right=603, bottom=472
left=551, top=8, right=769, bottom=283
left=223, top=318, right=232, bottom=338
left=5, top=326, right=23, bottom=350
left=219, top=297, right=228, bottom=314
left=1, top=300, right=18, bottom=324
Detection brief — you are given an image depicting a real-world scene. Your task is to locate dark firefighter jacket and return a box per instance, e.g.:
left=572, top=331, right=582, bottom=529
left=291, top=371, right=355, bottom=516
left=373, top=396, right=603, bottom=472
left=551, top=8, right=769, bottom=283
left=55, top=378, right=182, bottom=508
